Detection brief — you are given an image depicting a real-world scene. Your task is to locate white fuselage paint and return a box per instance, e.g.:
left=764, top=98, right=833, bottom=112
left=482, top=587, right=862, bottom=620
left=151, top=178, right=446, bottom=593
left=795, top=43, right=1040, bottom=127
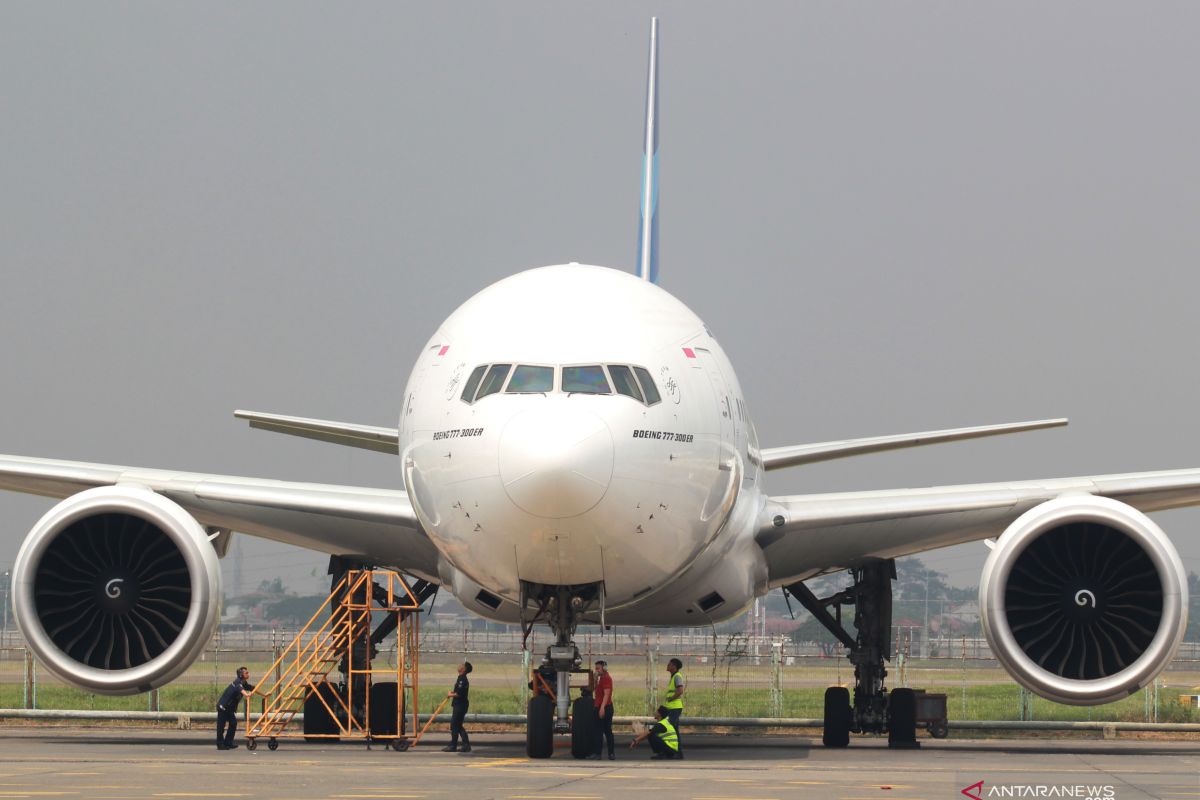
left=399, top=264, right=768, bottom=626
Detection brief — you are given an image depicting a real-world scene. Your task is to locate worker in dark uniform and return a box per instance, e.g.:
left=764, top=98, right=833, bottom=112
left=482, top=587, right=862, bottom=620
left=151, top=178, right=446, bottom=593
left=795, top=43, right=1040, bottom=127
left=216, top=666, right=254, bottom=750
left=443, top=661, right=472, bottom=753
left=629, top=705, right=679, bottom=760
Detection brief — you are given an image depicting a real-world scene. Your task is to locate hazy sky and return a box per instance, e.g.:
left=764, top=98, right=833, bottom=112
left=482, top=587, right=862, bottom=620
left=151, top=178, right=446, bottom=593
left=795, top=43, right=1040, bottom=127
left=1, top=2, right=1198, bottom=595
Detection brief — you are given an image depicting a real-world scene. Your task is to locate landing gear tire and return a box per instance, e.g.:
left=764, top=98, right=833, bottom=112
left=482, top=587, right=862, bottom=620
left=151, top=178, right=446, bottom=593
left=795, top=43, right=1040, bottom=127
left=888, top=688, right=919, bottom=748
left=822, top=687, right=851, bottom=748
left=526, top=693, right=554, bottom=759
left=570, top=696, right=598, bottom=759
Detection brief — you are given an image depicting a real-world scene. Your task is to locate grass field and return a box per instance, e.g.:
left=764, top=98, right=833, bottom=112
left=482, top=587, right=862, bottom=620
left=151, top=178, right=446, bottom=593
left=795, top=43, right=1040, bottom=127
left=2, top=653, right=1197, bottom=723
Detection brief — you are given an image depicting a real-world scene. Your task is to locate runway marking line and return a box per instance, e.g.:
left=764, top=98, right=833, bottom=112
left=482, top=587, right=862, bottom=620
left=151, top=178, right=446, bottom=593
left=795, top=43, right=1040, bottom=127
left=329, top=795, right=427, bottom=798
left=469, top=758, right=528, bottom=768
left=71, top=788, right=138, bottom=791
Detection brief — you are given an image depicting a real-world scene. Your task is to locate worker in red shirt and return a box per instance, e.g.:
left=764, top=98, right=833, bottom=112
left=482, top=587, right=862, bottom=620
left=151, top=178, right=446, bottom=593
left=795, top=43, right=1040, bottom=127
left=591, top=660, right=615, bottom=760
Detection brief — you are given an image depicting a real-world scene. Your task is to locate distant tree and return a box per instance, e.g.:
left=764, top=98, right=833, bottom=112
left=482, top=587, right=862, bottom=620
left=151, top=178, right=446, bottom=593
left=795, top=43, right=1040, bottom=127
left=257, top=577, right=286, bottom=595
left=263, top=594, right=331, bottom=627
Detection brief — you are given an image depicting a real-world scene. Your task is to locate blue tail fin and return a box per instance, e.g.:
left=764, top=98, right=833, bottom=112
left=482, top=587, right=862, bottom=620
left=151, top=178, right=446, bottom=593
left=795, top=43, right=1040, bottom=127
left=636, top=17, right=659, bottom=284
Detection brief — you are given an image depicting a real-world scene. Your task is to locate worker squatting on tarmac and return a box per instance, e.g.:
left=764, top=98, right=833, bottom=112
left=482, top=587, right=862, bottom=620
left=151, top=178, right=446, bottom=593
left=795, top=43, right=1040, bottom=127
left=629, top=706, right=681, bottom=760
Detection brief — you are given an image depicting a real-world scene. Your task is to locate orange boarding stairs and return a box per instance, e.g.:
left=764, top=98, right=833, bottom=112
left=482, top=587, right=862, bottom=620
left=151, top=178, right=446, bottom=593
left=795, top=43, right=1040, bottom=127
left=245, top=569, right=424, bottom=751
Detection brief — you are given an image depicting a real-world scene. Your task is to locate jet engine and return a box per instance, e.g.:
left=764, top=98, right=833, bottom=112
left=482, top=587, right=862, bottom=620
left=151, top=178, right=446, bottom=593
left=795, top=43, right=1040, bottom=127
left=980, top=495, right=1187, bottom=705
left=12, top=486, right=221, bottom=695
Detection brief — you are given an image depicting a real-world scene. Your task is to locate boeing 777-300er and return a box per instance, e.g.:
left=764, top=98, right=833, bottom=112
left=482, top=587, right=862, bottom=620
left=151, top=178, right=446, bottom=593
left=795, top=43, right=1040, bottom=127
left=0, top=19, right=1191, bottom=754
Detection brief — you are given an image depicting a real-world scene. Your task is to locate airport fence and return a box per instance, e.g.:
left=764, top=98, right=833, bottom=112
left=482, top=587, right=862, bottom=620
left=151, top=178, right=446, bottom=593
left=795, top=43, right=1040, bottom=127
left=0, top=626, right=1198, bottom=724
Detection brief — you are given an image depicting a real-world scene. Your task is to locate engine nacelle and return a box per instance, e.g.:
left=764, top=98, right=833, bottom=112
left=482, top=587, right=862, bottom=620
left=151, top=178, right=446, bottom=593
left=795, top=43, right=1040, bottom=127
left=12, top=486, right=221, bottom=695
left=980, top=495, right=1187, bottom=705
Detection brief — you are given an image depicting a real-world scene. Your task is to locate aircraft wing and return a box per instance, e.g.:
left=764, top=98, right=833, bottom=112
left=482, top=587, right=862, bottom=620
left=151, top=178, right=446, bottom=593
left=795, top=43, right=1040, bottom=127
left=0, top=454, right=440, bottom=582
left=757, top=467, right=1200, bottom=587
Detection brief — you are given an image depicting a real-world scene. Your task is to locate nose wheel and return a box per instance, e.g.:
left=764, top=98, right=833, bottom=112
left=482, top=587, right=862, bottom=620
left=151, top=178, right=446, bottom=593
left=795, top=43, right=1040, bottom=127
left=520, top=582, right=602, bottom=759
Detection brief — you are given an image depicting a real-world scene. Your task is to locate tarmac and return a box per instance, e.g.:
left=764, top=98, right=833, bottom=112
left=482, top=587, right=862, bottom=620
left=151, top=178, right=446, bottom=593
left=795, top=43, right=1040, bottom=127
left=0, top=727, right=1195, bottom=800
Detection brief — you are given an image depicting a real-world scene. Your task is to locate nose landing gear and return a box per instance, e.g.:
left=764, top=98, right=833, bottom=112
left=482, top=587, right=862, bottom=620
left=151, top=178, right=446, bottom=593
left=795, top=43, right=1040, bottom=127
left=521, top=582, right=601, bottom=759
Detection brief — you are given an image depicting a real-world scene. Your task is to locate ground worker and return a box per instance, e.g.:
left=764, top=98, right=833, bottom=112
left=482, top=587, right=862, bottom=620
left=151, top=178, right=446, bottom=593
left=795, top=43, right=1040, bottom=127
left=629, top=705, right=679, bottom=760
left=443, top=661, right=472, bottom=753
left=216, top=666, right=254, bottom=751
left=591, top=660, right=615, bottom=760
left=664, top=657, right=685, bottom=758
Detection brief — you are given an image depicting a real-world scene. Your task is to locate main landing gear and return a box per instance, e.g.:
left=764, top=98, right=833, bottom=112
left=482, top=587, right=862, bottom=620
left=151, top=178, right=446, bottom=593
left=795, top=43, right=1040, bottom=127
left=785, top=559, right=919, bottom=749
left=521, top=582, right=602, bottom=759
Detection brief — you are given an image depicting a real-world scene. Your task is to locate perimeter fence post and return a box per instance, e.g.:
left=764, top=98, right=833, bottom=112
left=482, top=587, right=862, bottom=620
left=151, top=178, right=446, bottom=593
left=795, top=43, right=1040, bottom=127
left=960, top=635, right=968, bottom=718
left=272, top=629, right=282, bottom=685
left=23, top=649, right=35, bottom=709
left=1018, top=687, right=1034, bottom=721
left=645, top=648, right=657, bottom=714
left=770, top=640, right=783, bottom=717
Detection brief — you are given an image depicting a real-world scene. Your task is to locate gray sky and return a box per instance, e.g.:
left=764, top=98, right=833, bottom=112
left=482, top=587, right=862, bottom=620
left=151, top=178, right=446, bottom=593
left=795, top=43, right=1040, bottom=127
left=1, top=2, right=1198, bottom=594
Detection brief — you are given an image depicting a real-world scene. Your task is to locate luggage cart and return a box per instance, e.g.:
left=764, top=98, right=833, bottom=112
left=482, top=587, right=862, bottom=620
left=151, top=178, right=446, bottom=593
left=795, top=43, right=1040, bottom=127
left=911, top=689, right=948, bottom=739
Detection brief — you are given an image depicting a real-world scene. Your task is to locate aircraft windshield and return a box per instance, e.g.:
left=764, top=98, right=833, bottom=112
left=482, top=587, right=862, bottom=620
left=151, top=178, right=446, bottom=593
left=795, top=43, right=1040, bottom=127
left=506, top=365, right=554, bottom=393
left=562, top=366, right=611, bottom=394
left=475, top=364, right=512, bottom=399
left=459, top=363, right=660, bottom=406
left=607, top=365, right=643, bottom=402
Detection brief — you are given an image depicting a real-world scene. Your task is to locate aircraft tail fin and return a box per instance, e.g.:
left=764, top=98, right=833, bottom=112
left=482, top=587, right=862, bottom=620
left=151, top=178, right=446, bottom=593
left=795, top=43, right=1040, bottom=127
left=635, top=17, right=660, bottom=284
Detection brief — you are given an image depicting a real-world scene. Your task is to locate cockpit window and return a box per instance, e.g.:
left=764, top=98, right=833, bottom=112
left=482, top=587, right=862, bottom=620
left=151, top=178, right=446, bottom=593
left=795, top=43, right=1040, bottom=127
left=461, top=365, right=487, bottom=403
left=460, top=362, right=660, bottom=405
left=633, top=366, right=661, bottom=405
left=607, top=365, right=643, bottom=402
left=506, top=365, right=554, bottom=393
left=475, top=363, right=512, bottom=399
left=562, top=365, right=611, bottom=394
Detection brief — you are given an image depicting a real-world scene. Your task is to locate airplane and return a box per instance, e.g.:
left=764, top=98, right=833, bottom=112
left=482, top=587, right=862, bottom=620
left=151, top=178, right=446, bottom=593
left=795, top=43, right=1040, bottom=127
left=0, top=18, right=1191, bottom=755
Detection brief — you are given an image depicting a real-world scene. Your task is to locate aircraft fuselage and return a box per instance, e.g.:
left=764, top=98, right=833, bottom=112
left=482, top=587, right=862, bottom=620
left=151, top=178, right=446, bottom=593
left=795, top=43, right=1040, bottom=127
left=399, top=264, right=768, bottom=626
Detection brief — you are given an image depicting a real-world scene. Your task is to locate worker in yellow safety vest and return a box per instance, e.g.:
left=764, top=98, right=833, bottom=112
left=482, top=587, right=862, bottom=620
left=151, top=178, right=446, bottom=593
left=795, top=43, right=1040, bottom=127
left=663, top=657, right=685, bottom=758
left=629, top=705, right=679, bottom=760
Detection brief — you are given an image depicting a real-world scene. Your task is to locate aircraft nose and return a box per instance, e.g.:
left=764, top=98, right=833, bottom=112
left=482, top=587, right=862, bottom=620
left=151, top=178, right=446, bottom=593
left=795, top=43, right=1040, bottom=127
left=499, top=406, right=614, bottom=519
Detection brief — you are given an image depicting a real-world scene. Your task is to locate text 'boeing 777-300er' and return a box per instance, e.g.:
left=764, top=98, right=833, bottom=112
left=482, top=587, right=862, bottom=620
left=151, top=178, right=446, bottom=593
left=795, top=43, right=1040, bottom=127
left=0, top=19, right=1191, bottom=754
